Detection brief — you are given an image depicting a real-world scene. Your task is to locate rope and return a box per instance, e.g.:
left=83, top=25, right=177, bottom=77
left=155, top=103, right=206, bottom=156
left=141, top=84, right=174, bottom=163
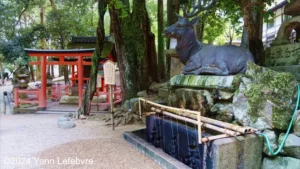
left=256, top=84, right=300, bottom=156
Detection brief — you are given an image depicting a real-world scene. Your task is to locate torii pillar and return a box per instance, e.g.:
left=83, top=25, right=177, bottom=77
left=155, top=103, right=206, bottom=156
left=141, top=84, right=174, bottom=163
left=38, top=55, right=47, bottom=110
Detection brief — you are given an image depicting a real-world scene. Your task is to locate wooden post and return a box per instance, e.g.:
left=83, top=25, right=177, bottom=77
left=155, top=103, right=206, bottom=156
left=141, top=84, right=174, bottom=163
left=197, top=111, right=202, bottom=144
left=109, top=85, right=114, bottom=130
left=39, top=55, right=47, bottom=110
left=78, top=56, right=83, bottom=107
left=139, top=99, right=142, bottom=118
left=14, top=88, right=19, bottom=107
left=103, top=60, right=116, bottom=131
left=71, top=65, right=75, bottom=85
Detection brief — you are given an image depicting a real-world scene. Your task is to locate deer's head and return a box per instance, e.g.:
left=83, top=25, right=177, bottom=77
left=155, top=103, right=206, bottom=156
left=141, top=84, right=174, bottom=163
left=164, top=15, right=199, bottom=46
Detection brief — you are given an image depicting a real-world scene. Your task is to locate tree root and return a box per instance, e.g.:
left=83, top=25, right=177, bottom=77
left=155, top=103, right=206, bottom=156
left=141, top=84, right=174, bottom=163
left=104, top=109, right=141, bottom=127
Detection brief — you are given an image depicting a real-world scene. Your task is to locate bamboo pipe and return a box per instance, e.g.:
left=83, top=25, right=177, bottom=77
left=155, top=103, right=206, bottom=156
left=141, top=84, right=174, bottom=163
left=201, top=133, right=242, bottom=142
left=151, top=107, right=239, bottom=137
left=202, top=134, right=228, bottom=142
left=142, top=112, right=156, bottom=116
left=140, top=98, right=254, bottom=134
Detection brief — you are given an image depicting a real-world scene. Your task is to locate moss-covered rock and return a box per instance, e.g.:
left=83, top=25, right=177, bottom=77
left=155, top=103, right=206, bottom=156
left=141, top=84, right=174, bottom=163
left=120, top=98, right=139, bottom=112
left=212, top=90, right=234, bottom=100
left=210, top=103, right=234, bottom=122
left=170, top=74, right=242, bottom=91
left=278, top=133, right=300, bottom=159
left=262, top=129, right=278, bottom=156
left=167, top=88, right=213, bottom=116
left=233, top=62, right=297, bottom=130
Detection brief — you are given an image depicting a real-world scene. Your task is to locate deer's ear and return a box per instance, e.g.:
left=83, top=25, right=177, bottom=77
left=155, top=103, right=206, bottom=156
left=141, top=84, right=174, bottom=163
left=190, top=17, right=200, bottom=26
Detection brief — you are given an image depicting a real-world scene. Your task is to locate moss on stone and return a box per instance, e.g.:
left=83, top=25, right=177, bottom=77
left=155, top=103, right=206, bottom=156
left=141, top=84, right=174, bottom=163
left=244, top=84, right=264, bottom=122
left=170, top=75, right=241, bottom=91
left=243, top=62, right=297, bottom=129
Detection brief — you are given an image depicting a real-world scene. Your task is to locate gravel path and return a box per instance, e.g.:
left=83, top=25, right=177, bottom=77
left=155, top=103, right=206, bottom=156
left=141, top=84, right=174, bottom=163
left=0, top=113, right=160, bottom=169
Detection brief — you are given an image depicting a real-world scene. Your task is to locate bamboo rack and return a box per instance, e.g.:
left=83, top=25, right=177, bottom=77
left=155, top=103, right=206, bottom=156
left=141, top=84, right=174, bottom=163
left=139, top=98, right=254, bottom=134
left=201, top=134, right=242, bottom=142
left=151, top=107, right=239, bottom=137
left=144, top=111, right=240, bottom=142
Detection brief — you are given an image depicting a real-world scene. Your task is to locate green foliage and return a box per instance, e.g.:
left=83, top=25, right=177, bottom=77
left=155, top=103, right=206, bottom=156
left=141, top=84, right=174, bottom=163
left=203, top=12, right=225, bottom=44
left=0, top=25, right=47, bottom=64
left=108, top=0, right=129, bottom=18
left=46, top=1, right=98, bottom=49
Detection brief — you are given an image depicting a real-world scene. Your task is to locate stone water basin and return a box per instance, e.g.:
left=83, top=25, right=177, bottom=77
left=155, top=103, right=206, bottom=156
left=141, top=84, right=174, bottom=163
left=124, top=116, right=263, bottom=169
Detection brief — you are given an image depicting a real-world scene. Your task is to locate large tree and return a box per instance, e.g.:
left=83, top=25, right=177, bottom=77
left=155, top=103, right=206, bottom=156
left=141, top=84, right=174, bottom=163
left=157, top=0, right=165, bottom=80
left=78, top=0, right=107, bottom=116
left=109, top=0, right=159, bottom=100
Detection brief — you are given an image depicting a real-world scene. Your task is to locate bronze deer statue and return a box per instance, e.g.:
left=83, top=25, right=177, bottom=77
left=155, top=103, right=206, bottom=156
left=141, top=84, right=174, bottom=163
left=164, top=0, right=254, bottom=75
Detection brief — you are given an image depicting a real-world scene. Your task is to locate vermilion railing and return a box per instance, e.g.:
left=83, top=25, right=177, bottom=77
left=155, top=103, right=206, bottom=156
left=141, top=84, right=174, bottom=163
left=14, top=88, right=40, bottom=107
left=14, top=83, right=122, bottom=109
left=91, top=85, right=122, bottom=110
left=14, top=83, right=71, bottom=107
left=50, top=83, right=70, bottom=101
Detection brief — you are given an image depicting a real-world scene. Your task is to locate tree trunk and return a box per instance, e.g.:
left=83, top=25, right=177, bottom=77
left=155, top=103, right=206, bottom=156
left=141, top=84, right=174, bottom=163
left=109, top=0, right=158, bottom=100
left=196, top=14, right=205, bottom=41
left=239, top=0, right=264, bottom=65
left=166, top=0, right=180, bottom=78
left=0, top=63, right=4, bottom=85
left=78, top=0, right=107, bottom=116
left=240, top=26, right=249, bottom=48
left=36, top=6, right=46, bottom=81
left=157, top=0, right=165, bottom=81
left=29, top=65, right=35, bottom=81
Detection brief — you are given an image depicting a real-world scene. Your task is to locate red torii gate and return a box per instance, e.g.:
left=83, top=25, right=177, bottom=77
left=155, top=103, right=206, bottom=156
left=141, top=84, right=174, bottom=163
left=24, top=48, right=94, bottom=109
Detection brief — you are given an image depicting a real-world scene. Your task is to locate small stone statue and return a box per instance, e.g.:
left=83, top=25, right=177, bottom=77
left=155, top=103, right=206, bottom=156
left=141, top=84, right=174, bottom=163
left=164, top=16, right=254, bottom=75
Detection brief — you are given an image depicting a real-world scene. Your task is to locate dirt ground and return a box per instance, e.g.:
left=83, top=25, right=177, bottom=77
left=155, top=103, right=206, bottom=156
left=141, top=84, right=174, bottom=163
left=0, top=113, right=160, bottom=169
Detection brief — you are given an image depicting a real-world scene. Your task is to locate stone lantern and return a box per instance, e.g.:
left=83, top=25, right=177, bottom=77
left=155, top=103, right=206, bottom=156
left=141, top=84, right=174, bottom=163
left=14, top=67, right=30, bottom=89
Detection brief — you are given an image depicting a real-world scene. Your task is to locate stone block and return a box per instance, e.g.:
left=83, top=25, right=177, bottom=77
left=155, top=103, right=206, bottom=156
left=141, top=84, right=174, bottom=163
left=278, top=133, right=300, bottom=159
left=265, top=43, right=300, bottom=66
left=262, top=156, right=300, bottom=169
left=294, top=111, right=300, bottom=137
left=209, top=134, right=263, bottom=169
left=170, top=74, right=241, bottom=91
